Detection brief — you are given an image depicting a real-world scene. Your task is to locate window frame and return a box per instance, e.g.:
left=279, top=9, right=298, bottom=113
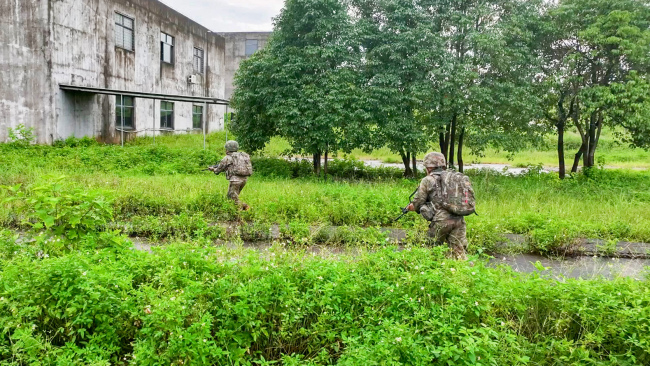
left=115, top=12, right=135, bottom=52
left=160, top=32, right=175, bottom=64
left=160, top=101, right=175, bottom=130
left=115, top=95, right=135, bottom=130
left=193, top=47, right=204, bottom=74
left=192, top=105, right=204, bottom=130
left=245, top=39, right=259, bottom=57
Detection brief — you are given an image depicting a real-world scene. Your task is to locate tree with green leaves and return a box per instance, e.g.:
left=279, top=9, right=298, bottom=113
left=421, top=0, right=546, bottom=172
left=231, top=0, right=372, bottom=175
left=347, top=0, right=443, bottom=177
left=539, top=0, right=650, bottom=176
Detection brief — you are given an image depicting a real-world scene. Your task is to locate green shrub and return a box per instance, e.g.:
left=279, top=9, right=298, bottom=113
left=1, top=241, right=649, bottom=364
left=7, top=124, right=36, bottom=147
left=2, top=177, right=113, bottom=240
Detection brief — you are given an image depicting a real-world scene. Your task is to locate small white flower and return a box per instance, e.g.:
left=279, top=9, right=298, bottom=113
left=475, top=302, right=479, bottom=306
left=171, top=297, right=176, bottom=301
left=318, top=276, right=323, bottom=280
left=82, top=272, right=87, bottom=276
left=618, top=292, right=622, bottom=296
left=471, top=272, right=476, bottom=275
left=501, top=322, right=505, bottom=326
left=179, top=335, right=182, bottom=339
left=203, top=339, right=207, bottom=343
left=420, top=287, right=424, bottom=290
left=396, top=283, right=399, bottom=287
left=450, top=268, right=456, bottom=272
left=395, top=337, right=402, bottom=342
left=414, top=266, right=419, bottom=270
left=420, top=272, right=424, bottom=275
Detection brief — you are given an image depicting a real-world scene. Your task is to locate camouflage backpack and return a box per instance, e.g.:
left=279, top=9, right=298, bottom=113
left=438, top=171, right=476, bottom=216
left=230, top=152, right=253, bottom=177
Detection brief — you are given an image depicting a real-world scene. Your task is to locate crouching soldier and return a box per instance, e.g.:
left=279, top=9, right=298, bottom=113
left=407, top=152, right=476, bottom=260
left=208, top=140, right=253, bottom=210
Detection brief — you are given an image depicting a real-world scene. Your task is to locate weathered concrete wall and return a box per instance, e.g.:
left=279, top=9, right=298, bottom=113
left=51, top=0, right=227, bottom=143
left=218, top=32, right=271, bottom=100
left=0, top=0, right=55, bottom=143
left=1, top=0, right=227, bottom=143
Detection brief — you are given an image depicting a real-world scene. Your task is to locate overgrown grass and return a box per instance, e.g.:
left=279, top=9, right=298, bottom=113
left=260, top=129, right=650, bottom=169
left=1, top=231, right=649, bottom=365
left=2, top=140, right=650, bottom=254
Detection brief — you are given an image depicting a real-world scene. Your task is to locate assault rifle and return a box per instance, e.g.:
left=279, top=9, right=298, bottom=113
left=393, top=186, right=419, bottom=222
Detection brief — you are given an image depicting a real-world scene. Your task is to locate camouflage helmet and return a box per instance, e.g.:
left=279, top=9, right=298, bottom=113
left=423, top=152, right=446, bottom=168
left=225, top=140, right=239, bottom=152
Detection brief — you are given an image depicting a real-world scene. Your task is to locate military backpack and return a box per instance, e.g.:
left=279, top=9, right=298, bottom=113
left=230, top=152, right=253, bottom=177
left=437, top=171, right=476, bottom=216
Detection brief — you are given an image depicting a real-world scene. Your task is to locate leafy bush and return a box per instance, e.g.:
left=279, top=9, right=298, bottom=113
left=1, top=239, right=649, bottom=364
left=7, top=124, right=36, bottom=147
left=2, top=177, right=113, bottom=240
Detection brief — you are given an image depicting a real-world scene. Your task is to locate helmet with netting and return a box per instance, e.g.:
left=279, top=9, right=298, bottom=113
left=225, top=140, right=239, bottom=152
left=423, top=152, right=446, bottom=168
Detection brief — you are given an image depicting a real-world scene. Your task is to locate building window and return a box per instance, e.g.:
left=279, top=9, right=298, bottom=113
left=115, top=13, right=134, bottom=51
left=116, top=96, right=134, bottom=129
left=160, top=101, right=174, bottom=129
left=161, top=33, right=174, bottom=64
left=245, top=39, right=259, bottom=57
left=193, top=47, right=204, bottom=74
left=192, top=105, right=204, bottom=129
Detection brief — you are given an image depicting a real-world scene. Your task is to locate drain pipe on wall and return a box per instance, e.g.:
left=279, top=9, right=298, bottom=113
left=203, top=102, right=207, bottom=150
left=120, top=94, right=124, bottom=147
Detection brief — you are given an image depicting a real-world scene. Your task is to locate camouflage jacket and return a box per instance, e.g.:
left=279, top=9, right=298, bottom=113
left=211, top=152, right=251, bottom=182
left=412, top=171, right=457, bottom=222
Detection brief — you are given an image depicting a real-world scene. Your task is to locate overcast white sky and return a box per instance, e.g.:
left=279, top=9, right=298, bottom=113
left=159, top=0, right=285, bottom=32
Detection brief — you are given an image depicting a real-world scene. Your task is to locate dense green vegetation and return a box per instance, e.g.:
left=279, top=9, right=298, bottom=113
left=2, top=136, right=649, bottom=254
left=2, top=134, right=650, bottom=364
left=2, top=230, right=650, bottom=365
left=232, top=0, right=650, bottom=178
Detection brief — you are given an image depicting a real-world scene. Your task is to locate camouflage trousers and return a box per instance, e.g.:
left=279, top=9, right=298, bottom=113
left=428, top=217, right=468, bottom=260
left=227, top=180, right=247, bottom=207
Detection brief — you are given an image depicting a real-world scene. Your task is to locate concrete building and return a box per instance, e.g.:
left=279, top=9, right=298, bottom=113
left=1, top=0, right=228, bottom=144
left=218, top=32, right=272, bottom=100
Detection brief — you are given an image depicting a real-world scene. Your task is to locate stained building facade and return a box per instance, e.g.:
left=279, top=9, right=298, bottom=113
left=1, top=0, right=228, bottom=144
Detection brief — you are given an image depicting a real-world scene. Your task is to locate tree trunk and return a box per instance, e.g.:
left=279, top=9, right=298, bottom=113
left=411, top=153, right=417, bottom=176
left=400, top=150, right=413, bottom=178
left=448, top=114, right=457, bottom=169
left=571, top=144, right=585, bottom=173
left=313, top=152, right=321, bottom=176
left=557, top=122, right=565, bottom=179
left=457, top=127, right=465, bottom=173
left=589, top=112, right=603, bottom=167
left=586, top=112, right=597, bottom=168
left=324, top=150, right=328, bottom=180
left=443, top=124, right=451, bottom=162
left=439, top=131, right=447, bottom=157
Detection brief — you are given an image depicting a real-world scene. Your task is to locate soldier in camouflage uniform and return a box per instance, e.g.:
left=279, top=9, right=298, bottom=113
left=208, top=140, right=252, bottom=210
left=407, top=152, right=468, bottom=260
